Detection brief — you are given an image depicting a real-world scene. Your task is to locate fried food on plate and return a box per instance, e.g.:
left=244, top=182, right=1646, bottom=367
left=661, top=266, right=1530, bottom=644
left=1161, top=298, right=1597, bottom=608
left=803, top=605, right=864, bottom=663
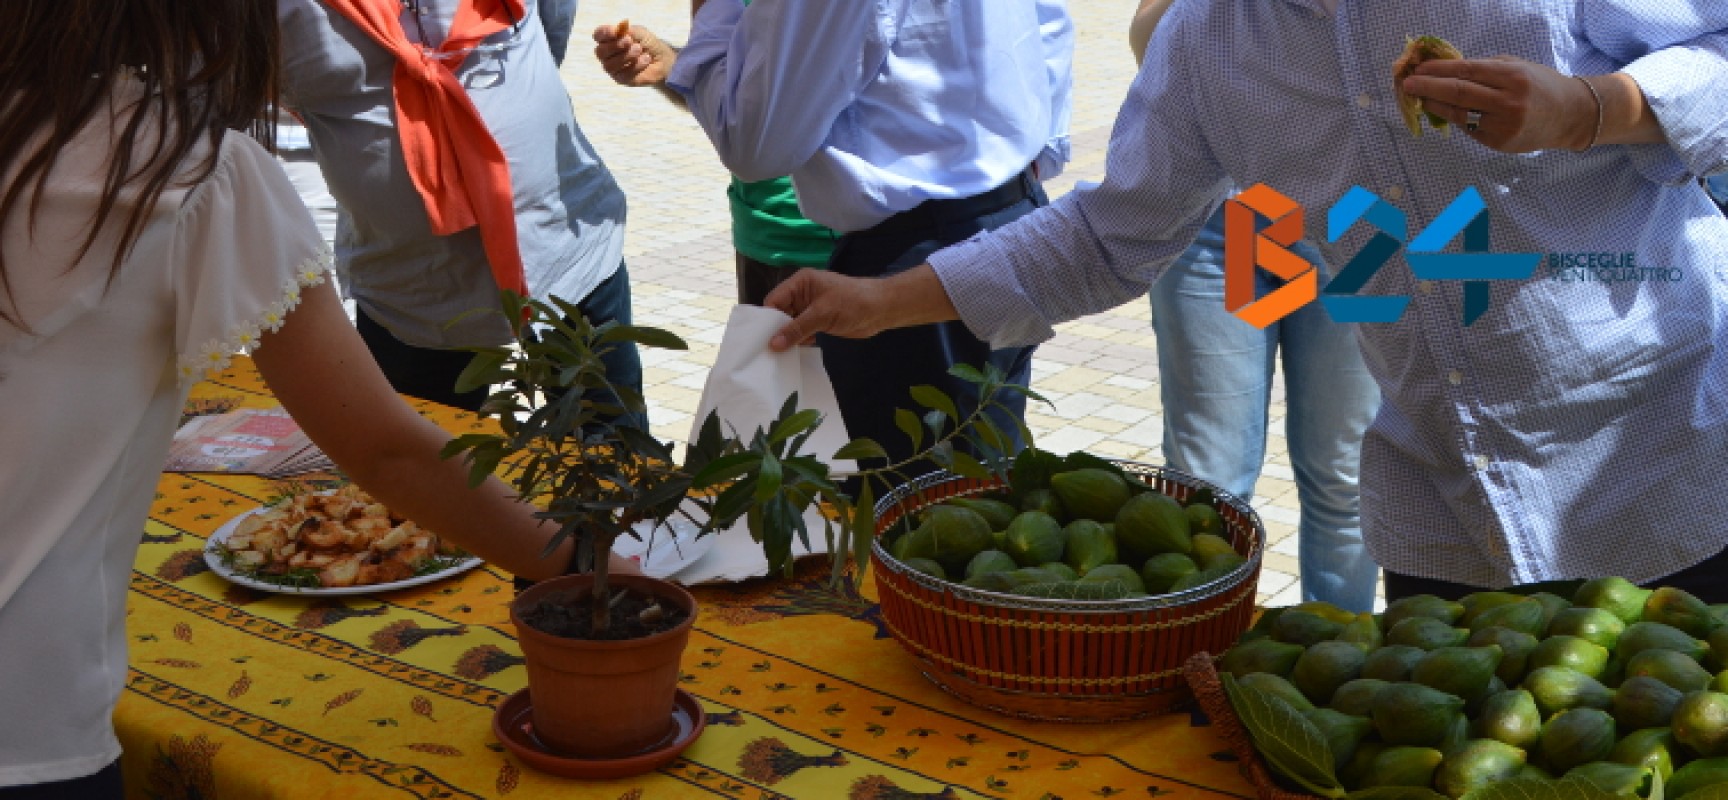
left=223, top=485, right=458, bottom=588
left=1393, top=35, right=1463, bottom=136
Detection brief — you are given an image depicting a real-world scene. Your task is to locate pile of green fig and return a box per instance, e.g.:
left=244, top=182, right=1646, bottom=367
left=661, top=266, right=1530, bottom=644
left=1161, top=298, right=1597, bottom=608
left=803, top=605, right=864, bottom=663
left=1218, top=578, right=1728, bottom=799
left=882, top=449, right=1248, bottom=601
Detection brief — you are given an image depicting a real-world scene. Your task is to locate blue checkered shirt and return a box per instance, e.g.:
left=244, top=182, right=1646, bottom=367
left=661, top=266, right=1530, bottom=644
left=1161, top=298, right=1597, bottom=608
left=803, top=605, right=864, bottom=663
left=928, top=0, right=1728, bottom=589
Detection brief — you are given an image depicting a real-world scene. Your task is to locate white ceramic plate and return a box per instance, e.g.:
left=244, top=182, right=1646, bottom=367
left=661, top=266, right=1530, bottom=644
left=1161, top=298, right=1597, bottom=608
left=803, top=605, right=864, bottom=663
left=202, top=499, right=485, bottom=596
left=610, top=513, right=716, bottom=580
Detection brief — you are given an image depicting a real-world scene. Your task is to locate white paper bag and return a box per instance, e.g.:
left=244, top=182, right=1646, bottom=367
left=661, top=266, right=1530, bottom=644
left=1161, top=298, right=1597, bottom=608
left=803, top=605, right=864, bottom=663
left=688, top=304, right=854, bottom=473
left=670, top=305, right=855, bottom=583
left=665, top=507, right=836, bottom=585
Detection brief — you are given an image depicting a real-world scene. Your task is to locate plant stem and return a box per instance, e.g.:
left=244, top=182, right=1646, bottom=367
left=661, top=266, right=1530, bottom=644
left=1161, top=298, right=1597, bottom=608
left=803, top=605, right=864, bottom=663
left=591, top=527, right=616, bottom=635
left=856, top=397, right=1000, bottom=483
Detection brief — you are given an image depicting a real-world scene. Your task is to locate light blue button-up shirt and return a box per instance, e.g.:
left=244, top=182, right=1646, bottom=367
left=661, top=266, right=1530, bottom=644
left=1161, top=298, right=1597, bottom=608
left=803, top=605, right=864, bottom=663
left=667, top=0, right=1074, bottom=234
left=929, top=0, right=1728, bottom=589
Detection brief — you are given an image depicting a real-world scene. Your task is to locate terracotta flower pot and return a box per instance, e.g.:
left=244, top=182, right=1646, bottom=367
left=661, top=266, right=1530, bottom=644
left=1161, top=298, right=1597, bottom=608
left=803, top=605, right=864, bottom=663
left=510, top=573, right=696, bottom=758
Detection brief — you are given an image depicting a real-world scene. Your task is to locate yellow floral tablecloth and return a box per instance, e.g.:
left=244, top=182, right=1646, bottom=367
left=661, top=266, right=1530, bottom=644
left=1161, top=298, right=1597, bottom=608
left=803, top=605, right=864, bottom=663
left=121, top=358, right=1256, bottom=800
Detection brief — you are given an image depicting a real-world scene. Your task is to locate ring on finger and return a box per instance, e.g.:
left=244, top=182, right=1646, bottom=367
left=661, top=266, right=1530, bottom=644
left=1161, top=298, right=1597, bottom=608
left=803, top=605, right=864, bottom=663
left=1465, top=109, right=1483, bottom=133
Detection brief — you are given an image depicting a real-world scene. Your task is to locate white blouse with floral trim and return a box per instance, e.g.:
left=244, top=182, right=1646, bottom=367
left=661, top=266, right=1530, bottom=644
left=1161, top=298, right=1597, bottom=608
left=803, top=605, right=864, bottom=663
left=179, top=250, right=333, bottom=383
left=0, top=91, right=329, bottom=786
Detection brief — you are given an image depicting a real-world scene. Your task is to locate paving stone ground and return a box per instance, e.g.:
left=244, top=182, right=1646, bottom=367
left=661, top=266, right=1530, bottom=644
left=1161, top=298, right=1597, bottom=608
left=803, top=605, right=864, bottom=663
left=297, top=0, right=1390, bottom=608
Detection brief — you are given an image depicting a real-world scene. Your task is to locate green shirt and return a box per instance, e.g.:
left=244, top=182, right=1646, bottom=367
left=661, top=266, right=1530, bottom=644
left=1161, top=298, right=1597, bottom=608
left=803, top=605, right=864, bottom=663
left=727, top=176, right=836, bottom=268
left=724, top=0, right=833, bottom=269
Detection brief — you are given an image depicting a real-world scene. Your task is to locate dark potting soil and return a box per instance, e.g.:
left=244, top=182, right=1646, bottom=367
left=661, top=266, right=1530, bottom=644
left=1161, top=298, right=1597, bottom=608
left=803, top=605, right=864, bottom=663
left=520, top=588, right=689, bottom=641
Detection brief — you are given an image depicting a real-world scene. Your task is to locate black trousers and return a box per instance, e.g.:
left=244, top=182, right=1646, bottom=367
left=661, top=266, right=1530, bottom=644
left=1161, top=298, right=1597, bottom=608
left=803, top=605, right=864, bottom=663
left=816, top=170, right=1047, bottom=475
left=1384, top=545, right=1728, bottom=604
left=0, top=760, right=123, bottom=800
left=735, top=254, right=816, bottom=307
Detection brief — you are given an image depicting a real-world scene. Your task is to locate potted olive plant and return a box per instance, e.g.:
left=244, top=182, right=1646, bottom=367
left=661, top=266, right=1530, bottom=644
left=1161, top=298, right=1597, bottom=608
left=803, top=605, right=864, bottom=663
left=445, top=292, right=1029, bottom=765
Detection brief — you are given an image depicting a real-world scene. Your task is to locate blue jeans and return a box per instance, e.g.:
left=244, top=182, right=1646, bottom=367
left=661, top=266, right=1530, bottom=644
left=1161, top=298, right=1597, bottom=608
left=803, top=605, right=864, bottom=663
left=1706, top=174, right=1728, bottom=216
left=1149, top=210, right=1381, bottom=611
left=537, top=0, right=576, bottom=66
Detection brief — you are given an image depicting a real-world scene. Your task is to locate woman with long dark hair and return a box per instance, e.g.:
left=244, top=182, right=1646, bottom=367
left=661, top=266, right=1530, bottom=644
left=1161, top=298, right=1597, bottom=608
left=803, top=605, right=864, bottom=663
left=0, top=3, right=628, bottom=795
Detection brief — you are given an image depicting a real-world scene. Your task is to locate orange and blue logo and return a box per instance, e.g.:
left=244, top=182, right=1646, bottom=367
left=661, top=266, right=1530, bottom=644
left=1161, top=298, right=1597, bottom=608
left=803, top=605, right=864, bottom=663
left=1225, top=183, right=1542, bottom=327
left=1223, top=184, right=1316, bottom=328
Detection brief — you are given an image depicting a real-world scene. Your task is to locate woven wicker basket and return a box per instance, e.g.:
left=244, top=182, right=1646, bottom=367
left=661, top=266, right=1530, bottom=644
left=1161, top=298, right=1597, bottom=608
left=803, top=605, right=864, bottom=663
left=1182, top=652, right=1323, bottom=800
left=871, top=462, right=1264, bottom=722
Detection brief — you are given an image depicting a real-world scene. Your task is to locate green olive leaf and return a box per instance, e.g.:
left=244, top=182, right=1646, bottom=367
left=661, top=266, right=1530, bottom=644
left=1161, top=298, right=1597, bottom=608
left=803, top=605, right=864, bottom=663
left=596, top=324, right=688, bottom=351
left=1220, top=672, right=1345, bottom=799
left=1008, top=447, right=1061, bottom=502
left=946, top=363, right=988, bottom=384
left=948, top=451, right=991, bottom=481
left=832, top=438, right=888, bottom=462
left=1060, top=450, right=1136, bottom=484
left=766, top=408, right=822, bottom=448
left=894, top=408, right=924, bottom=452
left=453, top=348, right=510, bottom=393
left=753, top=451, right=782, bottom=503
left=909, top=384, right=958, bottom=422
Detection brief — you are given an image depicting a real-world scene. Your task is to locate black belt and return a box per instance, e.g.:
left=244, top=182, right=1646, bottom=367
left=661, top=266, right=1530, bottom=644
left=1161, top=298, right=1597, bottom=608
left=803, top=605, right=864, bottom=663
left=852, top=167, right=1038, bottom=240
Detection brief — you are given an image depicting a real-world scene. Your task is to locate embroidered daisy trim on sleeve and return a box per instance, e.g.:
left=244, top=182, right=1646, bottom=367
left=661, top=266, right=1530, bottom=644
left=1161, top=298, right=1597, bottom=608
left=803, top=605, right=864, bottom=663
left=176, top=247, right=334, bottom=384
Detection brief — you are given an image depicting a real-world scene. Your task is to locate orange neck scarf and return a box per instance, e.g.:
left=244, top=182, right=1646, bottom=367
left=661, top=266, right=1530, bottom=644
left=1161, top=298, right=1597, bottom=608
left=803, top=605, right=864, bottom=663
left=318, top=0, right=528, bottom=296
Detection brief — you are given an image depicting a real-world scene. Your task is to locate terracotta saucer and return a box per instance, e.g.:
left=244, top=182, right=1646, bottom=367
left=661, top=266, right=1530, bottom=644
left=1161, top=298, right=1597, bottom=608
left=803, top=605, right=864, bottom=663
left=491, top=688, right=706, bottom=780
